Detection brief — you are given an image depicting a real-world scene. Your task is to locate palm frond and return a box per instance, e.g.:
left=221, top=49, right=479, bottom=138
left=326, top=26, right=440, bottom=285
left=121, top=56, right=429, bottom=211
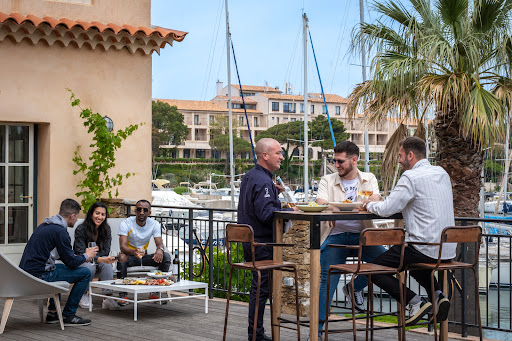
left=381, top=123, right=408, bottom=193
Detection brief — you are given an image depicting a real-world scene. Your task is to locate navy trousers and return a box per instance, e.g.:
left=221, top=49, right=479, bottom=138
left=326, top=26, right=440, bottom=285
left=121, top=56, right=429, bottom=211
left=243, top=243, right=272, bottom=341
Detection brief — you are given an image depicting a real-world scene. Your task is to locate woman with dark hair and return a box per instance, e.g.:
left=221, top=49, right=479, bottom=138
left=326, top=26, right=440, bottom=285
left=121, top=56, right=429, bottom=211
left=73, top=202, right=119, bottom=310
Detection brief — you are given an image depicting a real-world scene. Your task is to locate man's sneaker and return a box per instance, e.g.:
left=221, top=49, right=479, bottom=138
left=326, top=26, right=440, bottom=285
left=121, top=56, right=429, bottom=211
left=63, top=315, right=91, bottom=326
left=405, top=297, right=432, bottom=326
left=435, top=293, right=450, bottom=322
left=102, top=297, right=121, bottom=311
left=78, top=294, right=91, bottom=309
left=342, top=283, right=365, bottom=312
left=118, top=292, right=129, bottom=306
left=45, top=311, right=59, bottom=324
left=149, top=292, right=160, bottom=300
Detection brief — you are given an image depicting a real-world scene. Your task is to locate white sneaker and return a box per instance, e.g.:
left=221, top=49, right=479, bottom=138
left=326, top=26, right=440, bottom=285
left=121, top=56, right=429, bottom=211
left=102, top=297, right=121, bottom=311
left=342, top=283, right=365, bottom=312
left=405, top=297, right=432, bottom=326
left=78, top=294, right=91, bottom=309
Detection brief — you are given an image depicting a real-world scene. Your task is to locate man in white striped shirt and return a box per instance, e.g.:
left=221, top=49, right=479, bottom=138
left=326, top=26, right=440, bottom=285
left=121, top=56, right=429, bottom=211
left=364, top=136, right=455, bottom=326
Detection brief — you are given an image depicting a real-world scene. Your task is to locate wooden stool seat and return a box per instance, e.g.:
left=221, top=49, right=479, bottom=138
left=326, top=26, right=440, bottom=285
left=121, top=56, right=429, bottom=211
left=232, top=260, right=297, bottom=271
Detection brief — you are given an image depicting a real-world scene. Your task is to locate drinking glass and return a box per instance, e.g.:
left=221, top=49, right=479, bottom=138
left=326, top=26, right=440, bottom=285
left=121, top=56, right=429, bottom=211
left=88, top=242, right=97, bottom=264
left=136, top=248, right=145, bottom=266
left=357, top=190, right=373, bottom=202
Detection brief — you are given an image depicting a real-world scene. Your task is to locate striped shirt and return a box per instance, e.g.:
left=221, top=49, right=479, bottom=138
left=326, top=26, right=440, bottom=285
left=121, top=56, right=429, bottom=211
left=366, top=159, right=456, bottom=259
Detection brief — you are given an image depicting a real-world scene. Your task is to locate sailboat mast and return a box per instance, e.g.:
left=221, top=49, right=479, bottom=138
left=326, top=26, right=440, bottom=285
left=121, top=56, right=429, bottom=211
left=303, top=13, right=309, bottom=202
left=225, top=0, right=235, bottom=210
left=359, top=0, right=370, bottom=172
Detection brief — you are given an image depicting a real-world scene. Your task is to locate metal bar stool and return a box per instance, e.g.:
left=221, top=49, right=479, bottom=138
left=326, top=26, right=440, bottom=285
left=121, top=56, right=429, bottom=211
left=405, top=225, right=483, bottom=341
left=325, top=227, right=406, bottom=341
left=222, top=223, right=301, bottom=341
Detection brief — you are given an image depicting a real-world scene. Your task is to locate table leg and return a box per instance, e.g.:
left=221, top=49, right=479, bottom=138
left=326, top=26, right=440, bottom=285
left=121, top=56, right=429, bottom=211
left=89, top=283, right=92, bottom=312
left=205, top=286, right=209, bottom=313
left=134, top=292, right=138, bottom=322
left=272, top=218, right=284, bottom=341
left=310, top=249, right=320, bottom=341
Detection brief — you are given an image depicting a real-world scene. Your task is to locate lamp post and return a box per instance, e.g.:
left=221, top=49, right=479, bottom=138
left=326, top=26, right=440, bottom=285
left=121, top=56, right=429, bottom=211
left=103, top=115, right=114, bottom=132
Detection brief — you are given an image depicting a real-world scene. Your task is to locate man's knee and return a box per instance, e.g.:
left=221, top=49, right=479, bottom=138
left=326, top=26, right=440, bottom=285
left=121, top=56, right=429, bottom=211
left=76, top=267, right=93, bottom=281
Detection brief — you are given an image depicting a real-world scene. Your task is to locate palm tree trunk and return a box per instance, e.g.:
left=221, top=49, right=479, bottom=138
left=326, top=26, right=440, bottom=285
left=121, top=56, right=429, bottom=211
left=435, top=109, right=483, bottom=336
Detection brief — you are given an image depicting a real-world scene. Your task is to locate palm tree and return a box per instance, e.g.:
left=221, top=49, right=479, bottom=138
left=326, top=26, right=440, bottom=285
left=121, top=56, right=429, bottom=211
left=348, top=0, right=512, bottom=217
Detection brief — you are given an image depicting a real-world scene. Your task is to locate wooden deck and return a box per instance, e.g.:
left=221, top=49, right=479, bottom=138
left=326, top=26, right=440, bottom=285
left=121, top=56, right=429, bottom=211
left=0, top=293, right=469, bottom=340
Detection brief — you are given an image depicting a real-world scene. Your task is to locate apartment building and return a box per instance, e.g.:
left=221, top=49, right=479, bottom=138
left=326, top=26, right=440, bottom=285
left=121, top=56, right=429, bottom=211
left=156, top=82, right=400, bottom=159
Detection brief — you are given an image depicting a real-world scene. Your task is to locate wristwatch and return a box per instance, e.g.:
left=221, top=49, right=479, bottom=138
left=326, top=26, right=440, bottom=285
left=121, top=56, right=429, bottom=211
left=158, top=246, right=165, bottom=252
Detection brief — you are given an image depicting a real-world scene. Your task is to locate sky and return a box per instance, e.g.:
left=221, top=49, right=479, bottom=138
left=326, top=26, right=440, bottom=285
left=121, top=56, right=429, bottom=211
left=151, top=0, right=376, bottom=102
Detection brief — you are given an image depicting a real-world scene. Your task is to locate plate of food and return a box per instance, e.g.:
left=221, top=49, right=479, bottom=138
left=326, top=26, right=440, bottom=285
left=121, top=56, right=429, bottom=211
left=295, top=202, right=329, bottom=212
left=329, top=199, right=363, bottom=211
left=147, top=270, right=171, bottom=278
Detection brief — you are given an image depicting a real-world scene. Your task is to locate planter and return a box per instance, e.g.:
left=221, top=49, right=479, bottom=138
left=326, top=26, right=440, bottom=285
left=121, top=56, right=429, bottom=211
left=101, top=198, right=127, bottom=218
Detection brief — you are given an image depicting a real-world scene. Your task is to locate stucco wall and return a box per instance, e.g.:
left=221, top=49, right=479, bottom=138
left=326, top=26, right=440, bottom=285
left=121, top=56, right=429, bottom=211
left=0, top=0, right=150, bottom=27
left=0, top=39, right=152, bottom=222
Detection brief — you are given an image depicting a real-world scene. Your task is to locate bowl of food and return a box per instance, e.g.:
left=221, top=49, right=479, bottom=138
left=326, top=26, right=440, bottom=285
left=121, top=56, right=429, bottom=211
left=329, top=199, right=363, bottom=211
left=147, top=270, right=172, bottom=278
left=295, top=201, right=329, bottom=212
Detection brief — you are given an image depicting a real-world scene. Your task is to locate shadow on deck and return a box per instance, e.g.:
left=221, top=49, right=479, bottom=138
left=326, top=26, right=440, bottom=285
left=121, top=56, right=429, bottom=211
left=0, top=293, right=480, bottom=340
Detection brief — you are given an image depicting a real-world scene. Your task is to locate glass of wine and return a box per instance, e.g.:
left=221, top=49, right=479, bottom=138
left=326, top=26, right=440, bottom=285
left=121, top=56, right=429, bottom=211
left=136, top=248, right=145, bottom=267
left=88, top=242, right=97, bottom=264
left=357, top=190, right=373, bottom=202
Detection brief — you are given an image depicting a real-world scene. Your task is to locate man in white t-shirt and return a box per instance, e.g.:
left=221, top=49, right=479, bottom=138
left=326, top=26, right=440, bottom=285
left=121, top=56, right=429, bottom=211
left=117, top=200, right=171, bottom=280
left=315, top=141, right=385, bottom=335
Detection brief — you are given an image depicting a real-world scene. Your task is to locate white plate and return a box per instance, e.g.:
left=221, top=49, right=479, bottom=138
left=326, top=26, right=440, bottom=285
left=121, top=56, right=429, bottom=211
left=147, top=272, right=171, bottom=278
left=295, top=205, right=329, bottom=212
left=329, top=202, right=362, bottom=211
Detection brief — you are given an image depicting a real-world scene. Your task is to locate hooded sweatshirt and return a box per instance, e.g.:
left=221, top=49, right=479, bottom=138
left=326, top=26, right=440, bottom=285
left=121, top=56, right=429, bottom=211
left=19, top=214, right=88, bottom=278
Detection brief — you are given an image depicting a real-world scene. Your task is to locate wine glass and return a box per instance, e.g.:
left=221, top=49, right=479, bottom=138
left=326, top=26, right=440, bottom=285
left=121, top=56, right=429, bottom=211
left=357, top=190, right=373, bottom=201
left=136, top=248, right=145, bottom=267
left=88, top=242, right=97, bottom=264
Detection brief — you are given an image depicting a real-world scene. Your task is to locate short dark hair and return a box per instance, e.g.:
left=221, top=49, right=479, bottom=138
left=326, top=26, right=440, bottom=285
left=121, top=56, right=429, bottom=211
left=333, top=140, right=359, bottom=157
left=59, top=199, right=81, bottom=218
left=136, top=199, right=151, bottom=208
left=400, top=136, right=426, bottom=159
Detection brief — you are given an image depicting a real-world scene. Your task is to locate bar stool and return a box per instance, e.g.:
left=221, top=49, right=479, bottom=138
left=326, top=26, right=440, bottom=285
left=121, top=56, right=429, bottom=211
left=222, top=223, right=301, bottom=341
left=405, top=225, right=483, bottom=341
left=325, top=227, right=406, bottom=341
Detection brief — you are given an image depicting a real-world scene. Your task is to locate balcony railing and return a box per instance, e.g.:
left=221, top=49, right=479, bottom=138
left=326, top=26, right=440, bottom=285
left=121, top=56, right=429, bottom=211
left=125, top=204, right=511, bottom=338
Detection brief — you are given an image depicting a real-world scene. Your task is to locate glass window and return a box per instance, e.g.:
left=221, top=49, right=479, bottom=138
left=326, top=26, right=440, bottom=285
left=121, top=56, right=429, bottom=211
left=254, top=117, right=259, bottom=127
left=184, top=149, right=191, bottom=158
left=300, top=103, right=304, bottom=113
left=335, top=106, right=341, bottom=115
left=272, top=102, right=279, bottom=111
left=8, top=206, right=28, bottom=243
left=194, top=115, right=199, bottom=125
left=209, top=116, right=214, bottom=124
left=291, top=118, right=296, bottom=122
left=311, top=105, right=314, bottom=114
left=322, top=105, right=327, bottom=114
left=9, top=126, right=29, bottom=163
left=277, top=117, right=280, bottom=124
left=283, top=103, right=296, bottom=113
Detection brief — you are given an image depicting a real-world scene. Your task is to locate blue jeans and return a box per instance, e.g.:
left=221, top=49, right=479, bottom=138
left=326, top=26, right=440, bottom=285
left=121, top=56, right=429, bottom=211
left=318, top=232, right=386, bottom=331
left=41, top=264, right=92, bottom=317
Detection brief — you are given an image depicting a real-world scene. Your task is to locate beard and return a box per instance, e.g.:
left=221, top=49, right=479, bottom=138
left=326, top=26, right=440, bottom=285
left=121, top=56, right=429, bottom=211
left=337, top=162, right=353, bottom=178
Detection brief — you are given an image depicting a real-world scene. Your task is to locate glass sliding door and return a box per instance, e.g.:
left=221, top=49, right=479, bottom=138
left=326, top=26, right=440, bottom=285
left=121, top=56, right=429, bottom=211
left=0, top=124, right=34, bottom=246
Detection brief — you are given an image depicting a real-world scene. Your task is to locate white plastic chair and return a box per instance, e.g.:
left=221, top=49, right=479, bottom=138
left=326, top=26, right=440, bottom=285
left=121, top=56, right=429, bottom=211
left=0, top=252, right=69, bottom=333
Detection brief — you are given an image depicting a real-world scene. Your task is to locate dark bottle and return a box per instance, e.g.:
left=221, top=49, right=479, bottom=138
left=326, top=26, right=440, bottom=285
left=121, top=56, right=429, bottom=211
left=173, top=249, right=180, bottom=282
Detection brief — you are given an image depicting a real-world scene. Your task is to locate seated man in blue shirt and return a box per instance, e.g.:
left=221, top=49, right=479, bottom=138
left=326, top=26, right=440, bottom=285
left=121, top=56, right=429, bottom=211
left=19, top=199, right=99, bottom=326
left=238, top=138, right=297, bottom=341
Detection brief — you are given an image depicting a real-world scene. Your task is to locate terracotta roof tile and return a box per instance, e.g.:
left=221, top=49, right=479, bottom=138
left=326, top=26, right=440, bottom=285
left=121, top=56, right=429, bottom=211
left=212, top=95, right=258, bottom=103
left=155, top=99, right=262, bottom=114
left=0, top=11, right=187, bottom=55
left=232, top=84, right=281, bottom=93
left=261, top=92, right=349, bottom=104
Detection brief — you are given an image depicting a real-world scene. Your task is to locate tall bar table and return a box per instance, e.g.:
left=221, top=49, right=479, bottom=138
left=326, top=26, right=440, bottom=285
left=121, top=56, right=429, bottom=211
left=271, top=210, right=402, bottom=341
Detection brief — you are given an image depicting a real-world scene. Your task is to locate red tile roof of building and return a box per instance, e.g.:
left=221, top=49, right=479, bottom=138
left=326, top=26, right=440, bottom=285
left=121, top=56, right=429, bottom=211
left=155, top=99, right=262, bottom=114
left=262, top=92, right=349, bottom=104
left=232, top=85, right=281, bottom=93
left=0, top=11, right=188, bottom=41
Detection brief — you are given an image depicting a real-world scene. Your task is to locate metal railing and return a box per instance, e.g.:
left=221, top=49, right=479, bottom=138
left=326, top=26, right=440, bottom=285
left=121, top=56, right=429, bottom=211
left=124, top=205, right=512, bottom=337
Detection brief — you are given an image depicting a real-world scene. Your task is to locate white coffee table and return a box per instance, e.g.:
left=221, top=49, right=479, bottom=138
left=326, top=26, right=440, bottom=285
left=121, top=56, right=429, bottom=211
left=89, top=279, right=208, bottom=321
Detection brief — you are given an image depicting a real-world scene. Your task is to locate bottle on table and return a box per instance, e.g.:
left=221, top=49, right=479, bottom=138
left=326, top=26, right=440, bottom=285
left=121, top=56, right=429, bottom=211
left=276, top=176, right=297, bottom=206
left=173, top=249, right=180, bottom=282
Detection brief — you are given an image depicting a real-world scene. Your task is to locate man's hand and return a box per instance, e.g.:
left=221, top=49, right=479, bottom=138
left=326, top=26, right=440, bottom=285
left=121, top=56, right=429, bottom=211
left=152, top=248, right=164, bottom=263
left=97, top=256, right=118, bottom=264
left=85, top=246, right=99, bottom=260
left=275, top=183, right=285, bottom=194
left=359, top=199, right=371, bottom=211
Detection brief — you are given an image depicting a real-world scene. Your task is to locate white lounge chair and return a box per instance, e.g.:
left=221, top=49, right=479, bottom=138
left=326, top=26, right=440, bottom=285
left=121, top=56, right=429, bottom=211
left=0, top=252, right=69, bottom=334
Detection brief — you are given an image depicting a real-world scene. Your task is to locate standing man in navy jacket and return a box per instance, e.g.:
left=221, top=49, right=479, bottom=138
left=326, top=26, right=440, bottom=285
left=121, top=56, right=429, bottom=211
left=19, top=199, right=98, bottom=326
left=238, top=138, right=297, bottom=341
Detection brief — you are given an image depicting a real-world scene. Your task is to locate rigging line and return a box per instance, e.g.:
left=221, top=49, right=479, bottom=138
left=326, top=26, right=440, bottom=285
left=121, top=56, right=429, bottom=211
left=215, top=42, right=227, bottom=82
left=200, top=0, right=224, bottom=101
left=328, top=0, right=352, bottom=92
left=282, top=18, right=302, bottom=91
left=308, top=28, right=336, bottom=148
left=230, top=38, right=257, bottom=165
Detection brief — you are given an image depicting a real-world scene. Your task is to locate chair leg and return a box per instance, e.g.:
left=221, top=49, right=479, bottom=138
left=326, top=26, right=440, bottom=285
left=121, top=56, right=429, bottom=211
left=53, top=294, right=64, bottom=331
left=39, top=299, right=44, bottom=323
left=0, top=298, right=13, bottom=334
left=368, top=275, right=374, bottom=341
left=293, top=266, right=301, bottom=341
left=350, top=278, right=357, bottom=341
left=223, top=267, right=234, bottom=341
left=430, top=271, right=438, bottom=341
left=325, top=268, right=331, bottom=341
left=398, top=272, right=405, bottom=341
left=253, top=270, right=262, bottom=341
left=472, top=268, right=483, bottom=341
